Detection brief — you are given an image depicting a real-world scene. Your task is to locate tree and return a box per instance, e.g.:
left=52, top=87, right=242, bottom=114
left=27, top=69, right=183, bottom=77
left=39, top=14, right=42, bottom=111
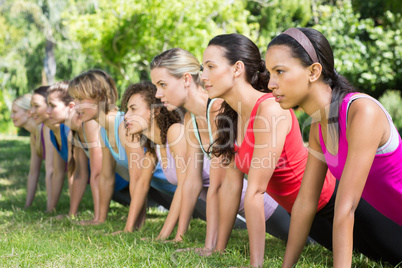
left=66, top=0, right=255, bottom=95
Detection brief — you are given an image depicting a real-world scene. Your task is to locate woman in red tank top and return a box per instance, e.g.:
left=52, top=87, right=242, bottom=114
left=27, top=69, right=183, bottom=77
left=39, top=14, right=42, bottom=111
left=201, top=33, right=337, bottom=267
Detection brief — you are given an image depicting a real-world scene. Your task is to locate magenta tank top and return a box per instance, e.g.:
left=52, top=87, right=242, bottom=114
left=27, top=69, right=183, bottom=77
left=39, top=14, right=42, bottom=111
left=319, top=93, right=402, bottom=225
left=38, top=123, right=46, bottom=160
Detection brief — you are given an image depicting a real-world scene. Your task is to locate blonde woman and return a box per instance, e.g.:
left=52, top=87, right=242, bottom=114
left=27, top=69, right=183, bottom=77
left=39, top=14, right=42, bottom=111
left=11, top=92, right=54, bottom=208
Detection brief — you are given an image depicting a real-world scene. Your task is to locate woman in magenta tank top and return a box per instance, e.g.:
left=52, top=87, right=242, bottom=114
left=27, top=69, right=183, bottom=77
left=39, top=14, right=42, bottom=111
left=266, top=27, right=402, bottom=267
left=202, top=33, right=337, bottom=267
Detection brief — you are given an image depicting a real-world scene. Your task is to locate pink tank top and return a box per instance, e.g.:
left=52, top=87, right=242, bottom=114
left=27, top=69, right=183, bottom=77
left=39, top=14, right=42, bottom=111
left=234, top=93, right=336, bottom=213
left=319, top=93, right=402, bottom=225
left=156, top=143, right=210, bottom=201
left=40, top=124, right=46, bottom=160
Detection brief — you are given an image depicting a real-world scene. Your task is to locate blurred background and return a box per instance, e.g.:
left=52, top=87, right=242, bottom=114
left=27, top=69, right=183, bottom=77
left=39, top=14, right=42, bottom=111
left=0, top=0, right=401, bottom=138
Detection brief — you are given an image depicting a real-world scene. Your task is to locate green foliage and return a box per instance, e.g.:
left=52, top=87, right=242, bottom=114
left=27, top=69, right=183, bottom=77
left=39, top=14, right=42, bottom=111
left=246, top=0, right=313, bottom=48
left=66, top=0, right=254, bottom=95
left=313, top=0, right=402, bottom=98
left=295, top=108, right=312, bottom=143
left=379, top=90, right=402, bottom=136
left=1, top=0, right=401, bottom=134
left=0, top=91, right=14, bottom=134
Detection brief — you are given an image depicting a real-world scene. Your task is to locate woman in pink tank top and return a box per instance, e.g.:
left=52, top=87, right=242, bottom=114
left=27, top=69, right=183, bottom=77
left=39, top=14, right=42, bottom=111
left=266, top=27, right=402, bottom=267
left=202, top=33, right=337, bottom=267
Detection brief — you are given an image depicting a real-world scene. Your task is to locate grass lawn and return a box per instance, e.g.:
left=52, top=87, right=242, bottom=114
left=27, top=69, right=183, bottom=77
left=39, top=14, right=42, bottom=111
left=0, top=136, right=394, bottom=267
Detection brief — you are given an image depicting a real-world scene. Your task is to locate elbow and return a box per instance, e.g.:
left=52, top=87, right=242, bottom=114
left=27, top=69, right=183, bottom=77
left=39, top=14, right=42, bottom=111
left=244, top=188, right=265, bottom=208
left=333, top=201, right=358, bottom=228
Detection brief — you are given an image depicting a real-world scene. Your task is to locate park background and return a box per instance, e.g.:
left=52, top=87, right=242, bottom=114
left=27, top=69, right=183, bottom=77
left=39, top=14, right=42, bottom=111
left=0, top=0, right=402, bottom=267
left=0, top=0, right=401, bottom=138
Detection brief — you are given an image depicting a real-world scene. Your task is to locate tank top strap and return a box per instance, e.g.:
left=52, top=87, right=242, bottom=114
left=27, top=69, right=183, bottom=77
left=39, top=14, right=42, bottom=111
left=190, top=98, right=218, bottom=159
left=249, top=93, right=275, bottom=125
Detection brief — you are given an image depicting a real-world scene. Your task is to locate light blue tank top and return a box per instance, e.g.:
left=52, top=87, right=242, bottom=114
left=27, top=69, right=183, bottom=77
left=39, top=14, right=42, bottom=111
left=100, top=111, right=176, bottom=196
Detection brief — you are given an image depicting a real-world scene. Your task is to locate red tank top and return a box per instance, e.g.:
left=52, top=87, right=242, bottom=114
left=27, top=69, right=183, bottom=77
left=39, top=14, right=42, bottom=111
left=234, top=93, right=336, bottom=213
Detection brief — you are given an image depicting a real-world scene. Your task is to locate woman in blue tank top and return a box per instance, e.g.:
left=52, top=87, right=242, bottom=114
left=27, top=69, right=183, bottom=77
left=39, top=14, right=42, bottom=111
left=44, top=82, right=74, bottom=213
left=46, top=81, right=93, bottom=216
left=68, top=69, right=175, bottom=226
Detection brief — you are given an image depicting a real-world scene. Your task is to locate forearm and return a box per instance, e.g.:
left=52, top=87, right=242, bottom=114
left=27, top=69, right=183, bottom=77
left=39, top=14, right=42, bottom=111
left=333, top=210, right=355, bottom=268
left=25, top=171, right=40, bottom=207
left=245, top=192, right=266, bottom=268
left=282, top=198, right=317, bottom=268
left=89, top=173, right=100, bottom=221
left=98, top=174, right=115, bottom=222
left=159, top=185, right=184, bottom=240
left=215, top=176, right=243, bottom=251
left=48, top=169, right=66, bottom=211
left=69, top=174, right=88, bottom=216
left=204, top=183, right=220, bottom=249
left=44, top=168, right=53, bottom=208
left=174, top=180, right=203, bottom=240
left=124, top=180, right=150, bottom=231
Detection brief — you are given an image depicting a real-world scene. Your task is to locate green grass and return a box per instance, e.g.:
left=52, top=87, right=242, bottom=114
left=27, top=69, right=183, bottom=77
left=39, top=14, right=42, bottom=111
left=0, top=136, right=395, bottom=267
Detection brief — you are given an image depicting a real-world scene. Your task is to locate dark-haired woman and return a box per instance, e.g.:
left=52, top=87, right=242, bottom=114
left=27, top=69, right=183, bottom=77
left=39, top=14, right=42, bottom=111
left=45, top=81, right=90, bottom=214
left=201, top=33, right=338, bottom=267
left=151, top=48, right=292, bottom=254
left=118, top=81, right=208, bottom=238
left=265, top=27, right=402, bottom=267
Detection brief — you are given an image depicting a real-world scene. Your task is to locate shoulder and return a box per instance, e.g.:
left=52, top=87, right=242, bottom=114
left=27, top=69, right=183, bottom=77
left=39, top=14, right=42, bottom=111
left=348, top=96, right=381, bottom=119
left=167, top=123, right=185, bottom=144
left=256, top=98, right=289, bottom=122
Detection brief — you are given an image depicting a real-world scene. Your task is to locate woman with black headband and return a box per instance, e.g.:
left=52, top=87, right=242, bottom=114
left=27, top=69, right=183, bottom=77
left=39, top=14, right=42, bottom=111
left=265, top=27, right=402, bottom=267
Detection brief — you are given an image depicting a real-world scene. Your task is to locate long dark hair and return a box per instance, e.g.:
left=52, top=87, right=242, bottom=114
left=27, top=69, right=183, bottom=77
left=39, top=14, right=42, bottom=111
left=268, top=27, right=355, bottom=141
left=208, top=33, right=270, bottom=164
left=121, top=81, right=185, bottom=157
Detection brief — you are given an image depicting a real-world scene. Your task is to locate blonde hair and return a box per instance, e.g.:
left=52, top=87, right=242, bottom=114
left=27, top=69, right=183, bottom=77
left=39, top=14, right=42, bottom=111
left=68, top=69, right=118, bottom=114
left=13, top=94, right=32, bottom=111
left=150, top=48, right=203, bottom=87
left=13, top=94, right=44, bottom=158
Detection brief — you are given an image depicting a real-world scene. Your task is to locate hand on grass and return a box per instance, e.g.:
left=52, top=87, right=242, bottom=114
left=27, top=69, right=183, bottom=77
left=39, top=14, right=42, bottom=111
left=174, top=247, right=214, bottom=256
left=80, top=220, right=104, bottom=226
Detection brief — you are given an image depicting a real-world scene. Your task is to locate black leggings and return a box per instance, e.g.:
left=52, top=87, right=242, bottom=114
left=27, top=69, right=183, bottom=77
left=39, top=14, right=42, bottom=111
left=309, top=181, right=402, bottom=266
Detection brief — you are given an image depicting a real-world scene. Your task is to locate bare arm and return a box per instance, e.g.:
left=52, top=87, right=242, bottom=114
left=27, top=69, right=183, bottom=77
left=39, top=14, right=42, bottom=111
left=282, top=123, right=329, bottom=268
left=124, top=137, right=152, bottom=232
left=175, top=113, right=206, bottom=242
left=25, top=134, right=43, bottom=208
left=43, top=126, right=54, bottom=210
left=158, top=123, right=192, bottom=240
left=332, top=99, right=385, bottom=267
left=48, top=147, right=67, bottom=212
left=215, top=159, right=244, bottom=251
left=68, top=145, right=89, bottom=216
left=246, top=103, right=290, bottom=267
left=98, top=145, right=116, bottom=223
left=84, top=120, right=102, bottom=221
